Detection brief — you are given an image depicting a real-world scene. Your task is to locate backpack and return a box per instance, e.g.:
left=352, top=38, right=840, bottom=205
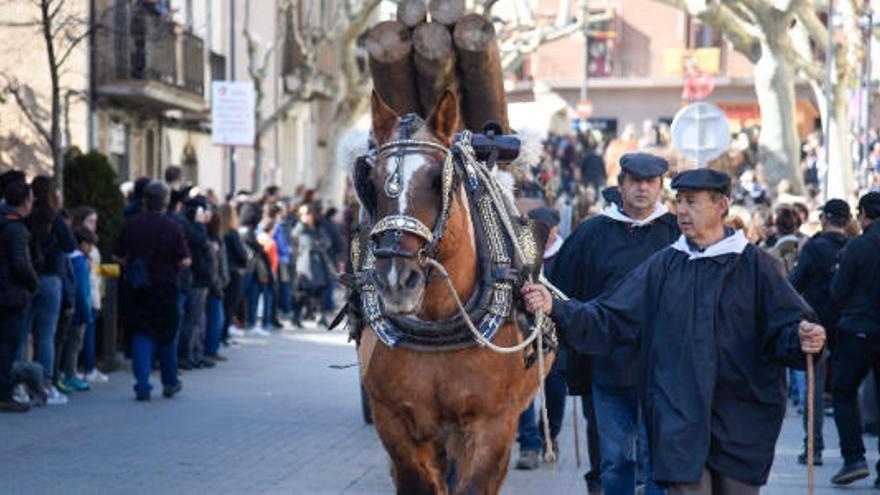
left=769, top=237, right=799, bottom=276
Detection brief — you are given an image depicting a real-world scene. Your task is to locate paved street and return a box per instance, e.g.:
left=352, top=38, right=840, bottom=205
left=1, top=324, right=878, bottom=494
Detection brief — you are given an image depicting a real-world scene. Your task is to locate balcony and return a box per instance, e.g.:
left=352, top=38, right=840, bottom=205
left=95, top=1, right=205, bottom=113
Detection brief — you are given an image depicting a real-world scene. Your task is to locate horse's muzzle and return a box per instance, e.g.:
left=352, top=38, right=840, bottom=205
left=374, top=257, right=425, bottom=315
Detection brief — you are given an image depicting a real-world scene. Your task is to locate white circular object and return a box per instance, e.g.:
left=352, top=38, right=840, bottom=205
left=671, top=103, right=730, bottom=167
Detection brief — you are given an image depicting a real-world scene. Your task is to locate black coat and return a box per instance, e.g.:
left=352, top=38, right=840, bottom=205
left=549, top=211, right=679, bottom=390
left=0, top=204, right=37, bottom=309
left=292, top=222, right=334, bottom=290
left=550, top=242, right=814, bottom=485
left=789, top=231, right=848, bottom=336
left=831, top=222, right=880, bottom=334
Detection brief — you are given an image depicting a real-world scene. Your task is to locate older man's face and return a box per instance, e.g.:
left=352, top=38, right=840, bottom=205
left=675, top=190, right=727, bottom=242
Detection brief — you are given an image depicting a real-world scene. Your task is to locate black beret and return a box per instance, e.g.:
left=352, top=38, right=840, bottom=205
left=671, top=169, right=731, bottom=195
left=619, top=153, right=669, bottom=179
left=858, top=192, right=880, bottom=219
left=820, top=199, right=851, bottom=220
left=528, top=206, right=560, bottom=230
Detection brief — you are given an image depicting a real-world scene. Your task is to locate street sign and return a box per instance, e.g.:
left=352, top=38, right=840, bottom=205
left=211, top=81, right=255, bottom=146
left=576, top=99, right=594, bottom=117
left=671, top=102, right=730, bottom=167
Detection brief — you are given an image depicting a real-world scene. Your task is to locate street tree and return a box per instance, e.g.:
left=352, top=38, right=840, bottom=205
left=0, top=0, right=92, bottom=187
left=654, top=0, right=864, bottom=199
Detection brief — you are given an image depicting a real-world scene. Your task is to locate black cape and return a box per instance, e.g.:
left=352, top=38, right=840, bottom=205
left=551, top=241, right=815, bottom=485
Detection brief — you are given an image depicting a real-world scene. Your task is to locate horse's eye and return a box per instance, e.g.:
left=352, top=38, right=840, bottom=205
left=431, top=171, right=443, bottom=192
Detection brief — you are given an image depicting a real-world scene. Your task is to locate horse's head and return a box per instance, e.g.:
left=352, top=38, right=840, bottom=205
left=356, top=90, right=461, bottom=315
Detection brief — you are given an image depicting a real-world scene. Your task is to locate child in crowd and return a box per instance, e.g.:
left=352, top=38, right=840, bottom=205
left=74, top=207, right=109, bottom=383
left=57, top=227, right=97, bottom=392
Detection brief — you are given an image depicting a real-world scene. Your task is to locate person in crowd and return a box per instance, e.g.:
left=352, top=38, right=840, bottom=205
left=263, top=203, right=286, bottom=329
left=0, top=180, right=37, bottom=412
left=240, top=201, right=272, bottom=336
left=254, top=206, right=280, bottom=332
left=124, top=177, right=151, bottom=219
left=318, top=204, right=344, bottom=313
left=56, top=227, right=97, bottom=392
left=523, top=168, right=826, bottom=495
left=829, top=192, right=880, bottom=486
left=20, top=176, right=75, bottom=406
left=165, top=165, right=185, bottom=193
left=549, top=153, right=678, bottom=494
left=72, top=206, right=108, bottom=383
left=179, top=196, right=215, bottom=369
left=114, top=181, right=190, bottom=401
left=515, top=207, right=568, bottom=470
left=220, top=204, right=248, bottom=340
left=292, top=203, right=335, bottom=327
left=0, top=170, right=26, bottom=202
left=272, top=202, right=300, bottom=328
left=204, top=207, right=229, bottom=361
left=788, top=199, right=851, bottom=467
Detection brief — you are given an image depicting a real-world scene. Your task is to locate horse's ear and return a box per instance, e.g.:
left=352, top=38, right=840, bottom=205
left=426, top=90, right=459, bottom=145
left=371, top=90, right=398, bottom=145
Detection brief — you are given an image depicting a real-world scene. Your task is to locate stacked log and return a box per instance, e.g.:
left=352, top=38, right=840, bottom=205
left=367, top=1, right=510, bottom=133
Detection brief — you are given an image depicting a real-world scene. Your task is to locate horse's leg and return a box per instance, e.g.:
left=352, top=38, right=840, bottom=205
left=371, top=400, right=448, bottom=495
left=453, top=417, right=518, bottom=495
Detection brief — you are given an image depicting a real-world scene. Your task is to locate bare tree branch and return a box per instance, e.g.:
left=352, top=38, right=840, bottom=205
left=2, top=79, right=52, bottom=146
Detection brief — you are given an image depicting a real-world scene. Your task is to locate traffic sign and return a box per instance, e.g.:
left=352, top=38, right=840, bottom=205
left=671, top=102, right=730, bottom=167
left=576, top=99, right=594, bottom=117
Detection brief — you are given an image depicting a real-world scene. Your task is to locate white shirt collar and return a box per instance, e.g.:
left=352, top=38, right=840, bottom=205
left=544, top=235, right=563, bottom=259
left=671, top=229, right=749, bottom=261
left=601, top=202, right=669, bottom=227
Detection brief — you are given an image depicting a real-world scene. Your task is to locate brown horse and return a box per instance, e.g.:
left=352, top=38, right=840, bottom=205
left=356, top=90, right=554, bottom=494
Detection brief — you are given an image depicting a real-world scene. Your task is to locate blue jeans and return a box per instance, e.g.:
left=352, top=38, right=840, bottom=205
left=205, top=295, right=224, bottom=357
left=517, top=367, right=568, bottom=452
left=131, top=333, right=179, bottom=395
left=245, top=272, right=272, bottom=329
left=80, top=311, right=97, bottom=372
left=19, top=275, right=62, bottom=384
left=593, top=385, right=664, bottom=495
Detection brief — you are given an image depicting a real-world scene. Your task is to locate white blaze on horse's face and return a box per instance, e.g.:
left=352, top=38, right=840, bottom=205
left=385, top=153, right=431, bottom=215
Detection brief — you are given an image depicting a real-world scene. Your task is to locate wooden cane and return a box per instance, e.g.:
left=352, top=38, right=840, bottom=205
left=807, top=353, right=815, bottom=495
left=572, top=397, right=582, bottom=467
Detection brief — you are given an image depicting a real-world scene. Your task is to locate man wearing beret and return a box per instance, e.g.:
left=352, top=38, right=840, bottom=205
left=549, top=152, right=678, bottom=494
left=829, top=191, right=880, bottom=486
left=523, top=168, right=826, bottom=494
left=787, top=198, right=851, bottom=467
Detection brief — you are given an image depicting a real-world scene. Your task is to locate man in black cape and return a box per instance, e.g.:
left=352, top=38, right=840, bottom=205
left=523, top=168, right=826, bottom=494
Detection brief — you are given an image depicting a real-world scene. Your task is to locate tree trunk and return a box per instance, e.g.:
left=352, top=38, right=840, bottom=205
left=428, top=0, right=465, bottom=26
left=826, top=76, right=854, bottom=200
left=253, top=80, right=264, bottom=192
left=453, top=14, right=509, bottom=132
left=398, top=0, right=427, bottom=28
left=413, top=22, right=460, bottom=121
left=40, top=0, right=63, bottom=185
left=752, top=38, right=804, bottom=196
left=367, top=20, right=421, bottom=116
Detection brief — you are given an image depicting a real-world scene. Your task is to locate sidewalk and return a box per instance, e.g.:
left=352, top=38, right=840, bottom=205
left=0, top=326, right=877, bottom=494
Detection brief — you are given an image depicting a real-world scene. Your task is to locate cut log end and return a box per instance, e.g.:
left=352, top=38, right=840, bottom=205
left=397, top=0, right=427, bottom=28
left=453, top=13, right=496, bottom=52
left=413, top=22, right=453, bottom=62
left=429, top=0, right=465, bottom=26
left=367, top=21, right=413, bottom=63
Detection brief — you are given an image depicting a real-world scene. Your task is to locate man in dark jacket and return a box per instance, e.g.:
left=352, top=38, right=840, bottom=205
left=830, top=192, right=880, bottom=486
left=0, top=180, right=37, bottom=412
left=114, top=181, right=190, bottom=401
left=551, top=153, right=678, bottom=494
left=523, top=169, right=826, bottom=494
left=788, top=198, right=850, bottom=466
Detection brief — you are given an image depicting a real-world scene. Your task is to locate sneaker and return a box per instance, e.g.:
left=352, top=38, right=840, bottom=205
left=515, top=450, right=540, bottom=470
left=831, top=460, right=870, bottom=485
left=135, top=391, right=151, bottom=402
left=54, top=380, right=74, bottom=395
left=63, top=376, right=91, bottom=392
left=247, top=327, right=270, bottom=337
left=46, top=386, right=68, bottom=406
left=229, top=326, right=245, bottom=337
left=797, top=450, right=823, bottom=466
left=207, top=354, right=228, bottom=362
left=178, top=359, right=195, bottom=371
left=84, top=369, right=110, bottom=383
left=12, top=384, right=30, bottom=405
left=196, top=359, right=215, bottom=369
left=0, top=399, right=30, bottom=413
left=162, top=382, right=182, bottom=398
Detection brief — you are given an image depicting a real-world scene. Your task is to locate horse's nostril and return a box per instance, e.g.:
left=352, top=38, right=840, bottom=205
left=403, top=268, right=422, bottom=290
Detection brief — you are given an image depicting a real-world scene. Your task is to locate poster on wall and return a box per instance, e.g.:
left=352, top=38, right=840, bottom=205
left=211, top=81, right=255, bottom=146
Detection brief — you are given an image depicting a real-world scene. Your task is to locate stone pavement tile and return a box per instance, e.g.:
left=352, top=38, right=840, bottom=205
left=2, top=327, right=880, bottom=494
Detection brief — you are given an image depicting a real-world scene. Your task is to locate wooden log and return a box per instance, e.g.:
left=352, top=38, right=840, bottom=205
left=428, top=0, right=465, bottom=26
left=367, top=20, right=422, bottom=116
left=397, top=0, right=427, bottom=28
left=453, top=13, right=509, bottom=133
left=413, top=22, right=460, bottom=122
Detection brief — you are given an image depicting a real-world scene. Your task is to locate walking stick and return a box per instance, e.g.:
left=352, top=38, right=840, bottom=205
left=572, top=397, right=582, bottom=468
left=807, top=353, right=815, bottom=495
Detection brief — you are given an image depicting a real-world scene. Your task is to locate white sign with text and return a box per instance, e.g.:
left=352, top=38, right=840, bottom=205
left=211, top=81, right=255, bottom=146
